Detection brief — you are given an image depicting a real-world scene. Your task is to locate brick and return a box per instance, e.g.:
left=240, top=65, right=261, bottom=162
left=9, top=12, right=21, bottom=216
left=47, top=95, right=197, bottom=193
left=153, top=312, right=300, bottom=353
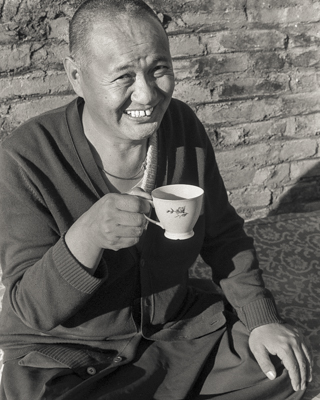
left=1, top=0, right=23, bottom=22
left=172, top=59, right=199, bottom=80
left=215, top=143, right=279, bottom=173
left=290, top=72, right=320, bottom=93
left=281, top=92, right=320, bottom=117
left=250, top=51, right=286, bottom=71
left=196, top=97, right=282, bottom=126
left=147, top=0, right=246, bottom=13
left=247, top=0, right=310, bottom=7
left=0, top=42, right=68, bottom=73
left=218, top=165, right=256, bottom=189
left=228, top=187, right=272, bottom=209
left=49, top=17, right=69, bottom=41
left=253, top=164, right=291, bottom=187
left=45, top=72, right=72, bottom=94
left=46, top=43, right=69, bottom=65
left=173, top=53, right=249, bottom=81
left=247, top=4, right=320, bottom=24
left=0, top=43, right=31, bottom=72
left=290, top=159, right=320, bottom=181
left=214, top=119, right=290, bottom=147
left=275, top=180, right=320, bottom=207
left=173, top=80, right=212, bottom=103
left=211, top=126, right=246, bottom=147
left=286, top=47, right=320, bottom=68
left=202, top=30, right=287, bottom=54
left=56, top=2, right=79, bottom=19
left=0, top=23, right=19, bottom=44
left=177, top=10, right=247, bottom=31
left=0, top=103, right=10, bottom=119
left=279, top=139, right=318, bottom=162
left=287, top=23, right=320, bottom=48
left=169, top=35, right=204, bottom=58
left=213, top=74, right=289, bottom=100
left=294, top=113, right=320, bottom=137
left=0, top=71, right=71, bottom=99
left=3, top=95, right=76, bottom=131
left=175, top=75, right=290, bottom=103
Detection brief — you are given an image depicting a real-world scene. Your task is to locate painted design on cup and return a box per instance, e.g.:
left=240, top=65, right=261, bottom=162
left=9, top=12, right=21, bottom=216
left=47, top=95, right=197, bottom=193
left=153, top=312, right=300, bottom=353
left=167, top=206, right=188, bottom=218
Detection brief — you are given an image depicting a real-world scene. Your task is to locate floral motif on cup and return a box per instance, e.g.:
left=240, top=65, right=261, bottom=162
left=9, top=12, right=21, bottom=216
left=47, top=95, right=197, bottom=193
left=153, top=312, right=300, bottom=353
left=167, top=206, right=188, bottom=218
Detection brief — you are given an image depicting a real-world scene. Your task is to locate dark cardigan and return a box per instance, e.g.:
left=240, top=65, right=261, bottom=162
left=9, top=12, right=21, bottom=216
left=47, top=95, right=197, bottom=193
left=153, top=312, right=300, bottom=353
left=0, top=97, right=282, bottom=371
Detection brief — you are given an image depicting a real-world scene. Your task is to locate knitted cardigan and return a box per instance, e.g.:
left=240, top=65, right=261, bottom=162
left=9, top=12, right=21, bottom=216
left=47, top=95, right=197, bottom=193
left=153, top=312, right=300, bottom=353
left=0, top=97, right=283, bottom=371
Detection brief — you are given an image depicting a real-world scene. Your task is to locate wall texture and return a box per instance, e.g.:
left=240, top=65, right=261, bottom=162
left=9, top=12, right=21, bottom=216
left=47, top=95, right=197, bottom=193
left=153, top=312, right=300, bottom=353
left=1, top=0, right=320, bottom=219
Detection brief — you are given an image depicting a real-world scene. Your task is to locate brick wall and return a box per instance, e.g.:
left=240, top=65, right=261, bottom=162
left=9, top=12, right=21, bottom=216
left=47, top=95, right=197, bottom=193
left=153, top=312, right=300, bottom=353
left=1, top=0, right=320, bottom=219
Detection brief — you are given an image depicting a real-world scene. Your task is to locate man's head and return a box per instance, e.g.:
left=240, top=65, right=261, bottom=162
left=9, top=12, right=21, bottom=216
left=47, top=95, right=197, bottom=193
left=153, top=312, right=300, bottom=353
left=64, top=0, right=175, bottom=144
left=69, top=0, right=165, bottom=68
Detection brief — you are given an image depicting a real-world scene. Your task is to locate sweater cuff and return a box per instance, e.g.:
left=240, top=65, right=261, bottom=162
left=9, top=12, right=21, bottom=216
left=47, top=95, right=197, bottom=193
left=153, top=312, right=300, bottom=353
left=238, top=297, right=285, bottom=332
left=52, top=236, right=106, bottom=295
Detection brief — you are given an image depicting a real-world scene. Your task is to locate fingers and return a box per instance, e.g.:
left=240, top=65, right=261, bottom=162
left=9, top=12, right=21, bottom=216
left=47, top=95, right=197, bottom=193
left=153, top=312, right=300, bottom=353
left=279, top=346, right=302, bottom=391
left=249, top=342, right=277, bottom=381
left=128, top=187, right=152, bottom=201
left=127, top=187, right=154, bottom=208
left=249, top=323, right=313, bottom=393
left=271, top=328, right=312, bottom=392
left=301, top=340, right=313, bottom=383
left=96, top=193, right=150, bottom=251
left=116, top=192, right=151, bottom=215
left=282, top=328, right=312, bottom=391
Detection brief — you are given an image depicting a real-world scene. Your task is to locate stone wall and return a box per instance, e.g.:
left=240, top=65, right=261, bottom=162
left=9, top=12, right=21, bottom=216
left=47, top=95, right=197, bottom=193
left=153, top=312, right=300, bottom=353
left=1, top=0, right=320, bottom=219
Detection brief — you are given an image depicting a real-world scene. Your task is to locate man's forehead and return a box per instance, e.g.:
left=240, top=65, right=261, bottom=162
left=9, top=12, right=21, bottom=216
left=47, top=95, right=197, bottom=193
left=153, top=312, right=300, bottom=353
left=88, top=16, right=170, bottom=64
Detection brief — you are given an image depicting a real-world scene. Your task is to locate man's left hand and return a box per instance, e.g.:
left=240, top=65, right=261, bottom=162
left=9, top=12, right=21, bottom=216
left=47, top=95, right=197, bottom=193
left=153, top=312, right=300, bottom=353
left=249, top=323, right=313, bottom=392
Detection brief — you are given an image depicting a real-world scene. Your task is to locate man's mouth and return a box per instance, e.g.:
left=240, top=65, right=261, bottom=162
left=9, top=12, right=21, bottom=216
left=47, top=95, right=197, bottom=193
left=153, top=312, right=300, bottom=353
left=125, top=107, right=154, bottom=118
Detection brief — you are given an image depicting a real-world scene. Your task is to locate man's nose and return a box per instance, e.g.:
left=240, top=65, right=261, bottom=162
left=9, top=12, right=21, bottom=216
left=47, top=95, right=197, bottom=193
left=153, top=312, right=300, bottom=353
left=131, top=76, right=157, bottom=105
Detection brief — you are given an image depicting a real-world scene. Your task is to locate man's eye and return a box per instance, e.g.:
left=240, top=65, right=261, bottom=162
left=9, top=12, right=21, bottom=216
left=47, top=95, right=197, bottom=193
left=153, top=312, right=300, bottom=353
left=116, top=74, right=133, bottom=82
left=154, top=66, right=169, bottom=76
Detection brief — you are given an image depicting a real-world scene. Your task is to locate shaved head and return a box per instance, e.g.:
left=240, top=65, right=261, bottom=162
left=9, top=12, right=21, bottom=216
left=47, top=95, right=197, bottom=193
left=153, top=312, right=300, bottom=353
left=69, top=0, right=164, bottom=67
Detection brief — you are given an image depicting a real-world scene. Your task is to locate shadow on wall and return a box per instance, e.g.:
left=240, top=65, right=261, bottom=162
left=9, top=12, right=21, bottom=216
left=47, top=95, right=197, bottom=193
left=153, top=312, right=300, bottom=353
left=268, top=163, right=320, bottom=216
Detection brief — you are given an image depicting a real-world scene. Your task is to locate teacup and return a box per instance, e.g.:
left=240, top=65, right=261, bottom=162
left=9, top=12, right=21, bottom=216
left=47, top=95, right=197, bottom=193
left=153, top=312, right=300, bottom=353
left=145, top=184, right=204, bottom=240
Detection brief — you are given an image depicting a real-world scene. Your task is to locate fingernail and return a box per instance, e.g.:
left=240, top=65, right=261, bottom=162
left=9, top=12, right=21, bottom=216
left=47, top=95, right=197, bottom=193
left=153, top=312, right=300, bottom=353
left=267, top=371, right=276, bottom=380
left=294, top=385, right=300, bottom=392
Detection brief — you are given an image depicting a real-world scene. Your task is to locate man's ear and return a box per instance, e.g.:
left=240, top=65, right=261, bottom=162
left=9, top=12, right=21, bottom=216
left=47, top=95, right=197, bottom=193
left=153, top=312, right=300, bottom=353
left=63, top=56, right=84, bottom=98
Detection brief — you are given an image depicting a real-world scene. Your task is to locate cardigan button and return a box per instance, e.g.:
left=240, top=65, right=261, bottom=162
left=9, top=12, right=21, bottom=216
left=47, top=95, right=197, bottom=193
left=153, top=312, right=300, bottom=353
left=87, top=366, right=97, bottom=375
left=140, top=259, right=145, bottom=267
left=113, top=356, right=123, bottom=363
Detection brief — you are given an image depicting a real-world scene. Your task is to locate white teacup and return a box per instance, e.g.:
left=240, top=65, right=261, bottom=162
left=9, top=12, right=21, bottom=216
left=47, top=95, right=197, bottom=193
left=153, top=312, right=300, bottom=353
left=145, top=184, right=204, bottom=240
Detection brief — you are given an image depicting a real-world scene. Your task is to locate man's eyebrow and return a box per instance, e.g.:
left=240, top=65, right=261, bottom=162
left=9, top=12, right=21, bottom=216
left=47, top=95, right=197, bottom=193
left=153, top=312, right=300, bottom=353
left=111, top=56, right=171, bottom=74
left=152, top=56, right=171, bottom=63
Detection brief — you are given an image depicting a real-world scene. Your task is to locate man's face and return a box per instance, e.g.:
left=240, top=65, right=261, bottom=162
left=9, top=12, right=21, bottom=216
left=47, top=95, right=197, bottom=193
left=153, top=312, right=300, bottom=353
left=75, top=15, right=175, bottom=143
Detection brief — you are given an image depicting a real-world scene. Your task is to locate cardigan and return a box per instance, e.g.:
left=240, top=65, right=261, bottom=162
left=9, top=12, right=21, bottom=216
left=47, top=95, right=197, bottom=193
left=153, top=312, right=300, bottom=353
left=0, top=97, right=283, bottom=373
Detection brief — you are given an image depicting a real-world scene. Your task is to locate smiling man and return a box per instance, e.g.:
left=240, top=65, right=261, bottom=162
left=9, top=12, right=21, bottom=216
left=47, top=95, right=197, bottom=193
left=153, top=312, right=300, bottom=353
left=0, top=0, right=312, bottom=399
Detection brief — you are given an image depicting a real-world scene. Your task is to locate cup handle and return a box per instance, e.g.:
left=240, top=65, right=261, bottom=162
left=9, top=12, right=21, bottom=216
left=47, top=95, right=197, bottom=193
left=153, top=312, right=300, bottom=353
left=144, top=214, right=164, bottom=229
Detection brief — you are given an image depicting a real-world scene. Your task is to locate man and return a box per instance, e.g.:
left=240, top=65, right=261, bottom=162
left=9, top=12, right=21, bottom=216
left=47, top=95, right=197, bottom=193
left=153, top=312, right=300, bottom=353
left=0, top=0, right=312, bottom=399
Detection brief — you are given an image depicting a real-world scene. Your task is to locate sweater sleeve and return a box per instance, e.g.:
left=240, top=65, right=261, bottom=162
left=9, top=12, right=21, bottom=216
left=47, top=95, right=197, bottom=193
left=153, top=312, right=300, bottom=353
left=199, top=134, right=284, bottom=331
left=0, top=143, right=107, bottom=331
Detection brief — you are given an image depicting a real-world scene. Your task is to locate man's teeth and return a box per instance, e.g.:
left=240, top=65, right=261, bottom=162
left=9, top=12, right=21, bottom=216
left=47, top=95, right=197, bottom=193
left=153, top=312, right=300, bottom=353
left=126, top=108, right=153, bottom=118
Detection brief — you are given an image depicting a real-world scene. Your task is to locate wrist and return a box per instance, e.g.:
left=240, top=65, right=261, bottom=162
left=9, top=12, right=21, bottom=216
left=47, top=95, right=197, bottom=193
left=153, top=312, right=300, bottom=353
left=65, top=222, right=103, bottom=274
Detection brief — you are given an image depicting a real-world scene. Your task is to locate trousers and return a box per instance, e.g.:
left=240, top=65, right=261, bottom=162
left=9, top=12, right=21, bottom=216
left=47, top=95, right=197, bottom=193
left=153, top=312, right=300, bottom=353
left=0, top=317, right=306, bottom=400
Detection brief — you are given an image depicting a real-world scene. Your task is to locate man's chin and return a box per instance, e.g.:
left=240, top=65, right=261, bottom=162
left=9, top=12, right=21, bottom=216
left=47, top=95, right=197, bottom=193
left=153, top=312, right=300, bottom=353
left=128, top=122, right=160, bottom=141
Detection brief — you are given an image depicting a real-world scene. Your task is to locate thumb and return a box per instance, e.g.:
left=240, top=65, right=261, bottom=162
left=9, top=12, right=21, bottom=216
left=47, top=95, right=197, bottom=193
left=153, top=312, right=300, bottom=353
left=250, top=343, right=277, bottom=381
left=128, top=187, right=153, bottom=208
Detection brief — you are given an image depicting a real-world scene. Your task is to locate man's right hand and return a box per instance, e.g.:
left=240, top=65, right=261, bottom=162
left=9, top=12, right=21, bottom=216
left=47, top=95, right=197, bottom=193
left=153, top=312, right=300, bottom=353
left=65, top=192, right=151, bottom=273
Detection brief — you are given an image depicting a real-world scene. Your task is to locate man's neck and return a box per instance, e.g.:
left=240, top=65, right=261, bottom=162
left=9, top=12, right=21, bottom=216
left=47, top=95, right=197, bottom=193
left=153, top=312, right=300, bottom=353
left=82, top=107, right=148, bottom=192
